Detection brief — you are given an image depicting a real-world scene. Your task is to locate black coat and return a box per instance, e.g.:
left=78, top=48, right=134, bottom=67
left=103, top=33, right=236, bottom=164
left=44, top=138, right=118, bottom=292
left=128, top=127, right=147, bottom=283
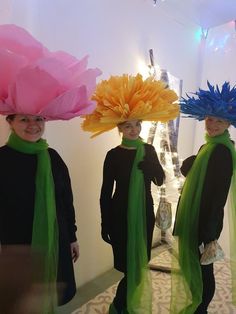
left=178, top=143, right=233, bottom=244
left=0, top=145, right=77, bottom=305
left=100, top=144, right=164, bottom=272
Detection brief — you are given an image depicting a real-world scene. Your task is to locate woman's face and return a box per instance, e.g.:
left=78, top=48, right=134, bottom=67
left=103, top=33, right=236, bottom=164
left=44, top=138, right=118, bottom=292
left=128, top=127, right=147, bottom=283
left=118, top=120, right=142, bottom=140
left=205, top=116, right=230, bottom=137
left=8, top=114, right=45, bottom=142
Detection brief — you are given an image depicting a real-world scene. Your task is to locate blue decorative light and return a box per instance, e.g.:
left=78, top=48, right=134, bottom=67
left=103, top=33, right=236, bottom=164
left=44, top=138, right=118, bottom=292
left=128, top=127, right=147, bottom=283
left=195, top=28, right=202, bottom=42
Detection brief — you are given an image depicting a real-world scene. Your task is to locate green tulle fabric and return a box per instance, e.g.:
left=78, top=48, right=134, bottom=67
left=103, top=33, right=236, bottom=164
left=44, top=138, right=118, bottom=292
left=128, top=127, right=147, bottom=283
left=7, top=132, right=58, bottom=314
left=171, top=130, right=236, bottom=313
left=109, top=303, right=129, bottom=314
left=121, top=138, right=152, bottom=314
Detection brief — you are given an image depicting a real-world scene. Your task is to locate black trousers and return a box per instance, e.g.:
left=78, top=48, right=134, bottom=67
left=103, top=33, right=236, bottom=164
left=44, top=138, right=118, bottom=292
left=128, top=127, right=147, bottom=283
left=113, top=274, right=127, bottom=312
left=195, top=262, right=215, bottom=314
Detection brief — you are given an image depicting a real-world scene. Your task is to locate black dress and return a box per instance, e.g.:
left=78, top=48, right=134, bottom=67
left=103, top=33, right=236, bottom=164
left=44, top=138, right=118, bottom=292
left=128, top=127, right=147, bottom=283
left=178, top=143, right=233, bottom=244
left=173, top=143, right=234, bottom=313
left=100, top=143, right=164, bottom=272
left=0, top=145, right=77, bottom=305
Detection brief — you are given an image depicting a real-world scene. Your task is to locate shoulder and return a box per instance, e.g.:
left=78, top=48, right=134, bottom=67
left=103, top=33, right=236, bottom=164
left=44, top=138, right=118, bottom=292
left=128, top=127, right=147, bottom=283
left=210, top=143, right=232, bottom=166
left=105, top=146, right=125, bottom=157
left=213, top=143, right=231, bottom=157
left=48, top=147, right=61, bottom=158
left=144, top=143, right=154, bottom=149
left=202, top=143, right=231, bottom=157
left=0, top=145, right=9, bottom=153
left=144, top=143, right=156, bottom=153
left=107, top=146, right=120, bottom=154
left=0, top=145, right=15, bottom=157
left=0, top=145, right=9, bottom=161
left=104, top=145, right=137, bottom=165
left=48, top=147, right=66, bottom=165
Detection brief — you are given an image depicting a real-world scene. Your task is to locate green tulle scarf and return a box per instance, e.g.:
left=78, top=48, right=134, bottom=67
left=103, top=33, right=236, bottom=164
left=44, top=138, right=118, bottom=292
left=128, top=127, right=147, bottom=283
left=7, top=132, right=58, bottom=314
left=121, top=137, right=152, bottom=314
left=170, top=130, right=236, bottom=313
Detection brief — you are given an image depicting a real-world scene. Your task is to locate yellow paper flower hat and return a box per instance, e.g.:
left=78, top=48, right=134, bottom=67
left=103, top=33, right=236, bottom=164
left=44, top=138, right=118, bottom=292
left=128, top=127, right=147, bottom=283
left=81, top=73, right=179, bottom=137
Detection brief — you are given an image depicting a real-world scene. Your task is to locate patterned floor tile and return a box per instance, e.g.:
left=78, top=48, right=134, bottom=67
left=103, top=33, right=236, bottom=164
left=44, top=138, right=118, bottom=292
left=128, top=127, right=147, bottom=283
left=74, top=251, right=236, bottom=314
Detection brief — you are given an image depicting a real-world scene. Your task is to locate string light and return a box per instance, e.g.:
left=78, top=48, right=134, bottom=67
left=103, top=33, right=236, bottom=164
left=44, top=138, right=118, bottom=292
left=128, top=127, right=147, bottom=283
left=141, top=49, right=183, bottom=249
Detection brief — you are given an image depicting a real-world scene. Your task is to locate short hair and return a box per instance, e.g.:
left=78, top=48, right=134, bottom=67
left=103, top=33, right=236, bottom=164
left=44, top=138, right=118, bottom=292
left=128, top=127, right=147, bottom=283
left=6, top=114, right=16, bottom=122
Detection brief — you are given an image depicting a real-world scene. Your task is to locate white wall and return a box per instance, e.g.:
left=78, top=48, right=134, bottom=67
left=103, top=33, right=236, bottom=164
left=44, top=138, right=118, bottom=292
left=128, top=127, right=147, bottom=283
left=0, top=0, right=211, bottom=287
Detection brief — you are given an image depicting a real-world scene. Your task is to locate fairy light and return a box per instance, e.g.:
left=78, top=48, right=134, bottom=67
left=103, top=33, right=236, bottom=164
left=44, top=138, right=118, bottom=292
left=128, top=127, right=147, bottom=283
left=141, top=49, right=183, bottom=249
left=137, top=58, right=150, bottom=79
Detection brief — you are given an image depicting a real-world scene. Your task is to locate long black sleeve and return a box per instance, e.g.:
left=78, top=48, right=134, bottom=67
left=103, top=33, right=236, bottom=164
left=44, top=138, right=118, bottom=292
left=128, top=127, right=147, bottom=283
left=100, top=151, right=115, bottom=228
left=199, top=144, right=233, bottom=243
left=49, top=149, right=77, bottom=243
left=139, top=144, right=165, bottom=186
left=180, top=155, right=196, bottom=177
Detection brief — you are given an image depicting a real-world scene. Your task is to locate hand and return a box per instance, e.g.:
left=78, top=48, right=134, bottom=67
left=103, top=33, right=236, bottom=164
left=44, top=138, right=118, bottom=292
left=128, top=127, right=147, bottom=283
left=101, top=225, right=111, bottom=244
left=180, top=155, right=196, bottom=176
left=70, top=241, right=79, bottom=262
left=138, top=160, right=153, bottom=177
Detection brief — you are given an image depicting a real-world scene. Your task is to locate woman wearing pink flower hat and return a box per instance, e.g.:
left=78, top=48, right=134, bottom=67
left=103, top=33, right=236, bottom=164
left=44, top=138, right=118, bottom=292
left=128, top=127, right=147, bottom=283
left=0, top=24, right=101, bottom=314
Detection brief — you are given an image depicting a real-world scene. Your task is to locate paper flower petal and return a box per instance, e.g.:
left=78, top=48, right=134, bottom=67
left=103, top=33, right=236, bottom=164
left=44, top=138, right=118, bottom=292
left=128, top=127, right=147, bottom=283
left=181, top=81, right=236, bottom=127
left=0, top=49, right=27, bottom=99
left=41, top=86, right=96, bottom=120
left=0, top=24, right=48, bottom=61
left=0, top=24, right=102, bottom=120
left=81, top=74, right=179, bottom=137
left=6, top=64, right=66, bottom=114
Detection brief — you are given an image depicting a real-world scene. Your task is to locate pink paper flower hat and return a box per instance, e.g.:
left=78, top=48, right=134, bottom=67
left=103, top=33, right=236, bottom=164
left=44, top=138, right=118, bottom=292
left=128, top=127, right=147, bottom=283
left=0, top=24, right=102, bottom=120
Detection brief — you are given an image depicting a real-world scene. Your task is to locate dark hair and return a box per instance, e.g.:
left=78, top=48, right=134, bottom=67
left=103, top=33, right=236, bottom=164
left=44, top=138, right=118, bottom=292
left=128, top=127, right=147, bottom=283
left=6, top=115, right=16, bottom=122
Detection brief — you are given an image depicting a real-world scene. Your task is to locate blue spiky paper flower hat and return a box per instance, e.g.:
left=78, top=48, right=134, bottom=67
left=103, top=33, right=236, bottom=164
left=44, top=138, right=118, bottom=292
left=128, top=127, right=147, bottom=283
left=180, top=81, right=236, bottom=127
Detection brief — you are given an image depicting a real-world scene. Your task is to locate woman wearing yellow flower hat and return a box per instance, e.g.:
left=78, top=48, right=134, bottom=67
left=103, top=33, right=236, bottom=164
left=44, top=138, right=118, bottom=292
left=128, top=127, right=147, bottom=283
left=82, top=73, right=179, bottom=313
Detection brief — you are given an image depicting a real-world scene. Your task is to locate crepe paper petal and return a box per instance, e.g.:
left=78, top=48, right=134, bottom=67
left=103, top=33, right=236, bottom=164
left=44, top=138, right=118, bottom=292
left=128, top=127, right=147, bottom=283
left=181, top=81, right=236, bottom=127
left=81, top=73, right=179, bottom=137
left=34, top=57, right=71, bottom=87
left=74, top=67, right=103, bottom=97
left=0, top=99, right=15, bottom=115
left=50, top=52, right=102, bottom=95
left=0, top=24, right=48, bottom=61
left=0, top=24, right=102, bottom=120
left=6, top=65, right=67, bottom=114
left=0, top=49, right=27, bottom=99
left=40, top=86, right=96, bottom=120
left=51, top=51, right=88, bottom=72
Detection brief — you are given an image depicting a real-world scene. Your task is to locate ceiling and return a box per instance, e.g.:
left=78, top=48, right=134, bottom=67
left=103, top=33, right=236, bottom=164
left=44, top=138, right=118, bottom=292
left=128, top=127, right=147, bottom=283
left=158, top=0, right=236, bottom=29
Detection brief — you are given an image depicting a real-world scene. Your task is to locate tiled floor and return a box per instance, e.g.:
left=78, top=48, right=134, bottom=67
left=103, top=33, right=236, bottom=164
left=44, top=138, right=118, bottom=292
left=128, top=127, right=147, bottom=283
left=74, top=251, right=236, bottom=314
left=57, top=244, right=168, bottom=314
left=57, top=269, right=122, bottom=314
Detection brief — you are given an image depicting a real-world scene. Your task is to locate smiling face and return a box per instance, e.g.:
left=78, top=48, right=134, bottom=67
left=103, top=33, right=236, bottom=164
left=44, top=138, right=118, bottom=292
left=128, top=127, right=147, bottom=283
left=7, top=114, right=45, bottom=142
left=118, top=120, right=142, bottom=140
left=205, top=116, right=230, bottom=137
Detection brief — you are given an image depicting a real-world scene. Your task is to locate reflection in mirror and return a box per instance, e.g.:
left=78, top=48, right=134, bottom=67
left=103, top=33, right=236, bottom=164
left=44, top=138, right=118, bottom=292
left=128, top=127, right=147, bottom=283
left=140, top=69, right=184, bottom=271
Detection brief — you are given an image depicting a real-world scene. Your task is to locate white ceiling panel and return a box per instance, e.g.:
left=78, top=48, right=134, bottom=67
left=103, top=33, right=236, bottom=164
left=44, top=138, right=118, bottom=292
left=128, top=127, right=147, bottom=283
left=155, top=0, right=236, bottom=28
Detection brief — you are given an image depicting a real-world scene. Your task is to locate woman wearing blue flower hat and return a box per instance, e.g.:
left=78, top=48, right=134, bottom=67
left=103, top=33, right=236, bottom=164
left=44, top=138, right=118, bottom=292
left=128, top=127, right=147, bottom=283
left=171, top=82, right=236, bottom=314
